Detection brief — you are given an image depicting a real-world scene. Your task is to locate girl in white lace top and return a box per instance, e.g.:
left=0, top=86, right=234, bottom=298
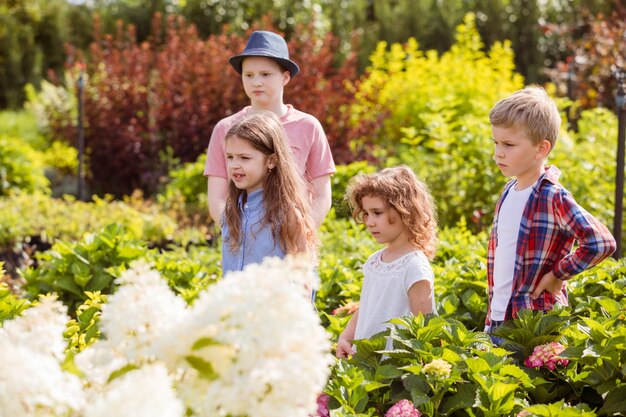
left=336, top=165, right=437, bottom=358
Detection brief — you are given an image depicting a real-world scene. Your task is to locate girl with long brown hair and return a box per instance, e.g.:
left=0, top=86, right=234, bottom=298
left=221, top=111, right=317, bottom=275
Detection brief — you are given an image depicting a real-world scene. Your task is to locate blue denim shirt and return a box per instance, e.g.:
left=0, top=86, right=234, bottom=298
left=221, top=189, right=285, bottom=275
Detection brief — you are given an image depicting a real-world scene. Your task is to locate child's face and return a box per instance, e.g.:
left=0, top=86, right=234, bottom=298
left=226, top=136, right=275, bottom=193
left=361, top=195, right=407, bottom=246
left=492, top=125, right=549, bottom=188
left=241, top=57, right=290, bottom=109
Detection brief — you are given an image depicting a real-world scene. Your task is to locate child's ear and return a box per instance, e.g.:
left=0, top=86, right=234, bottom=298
left=282, top=71, right=290, bottom=86
left=537, top=139, right=552, bottom=158
left=267, top=154, right=278, bottom=170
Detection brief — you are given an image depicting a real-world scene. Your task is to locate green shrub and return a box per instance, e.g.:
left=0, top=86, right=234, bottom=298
left=0, top=135, right=50, bottom=196
left=0, top=110, right=79, bottom=197
left=550, top=107, right=617, bottom=229
left=0, top=110, right=46, bottom=148
left=0, top=192, right=177, bottom=250
left=21, top=224, right=149, bottom=312
left=317, top=213, right=379, bottom=316
left=64, top=291, right=107, bottom=353
left=25, top=79, right=76, bottom=143
left=156, top=153, right=209, bottom=225
left=331, top=161, right=378, bottom=218
left=21, top=223, right=221, bottom=314
left=348, top=13, right=523, bottom=228
left=326, top=315, right=530, bottom=417
left=0, top=262, right=29, bottom=323
left=434, top=219, right=489, bottom=330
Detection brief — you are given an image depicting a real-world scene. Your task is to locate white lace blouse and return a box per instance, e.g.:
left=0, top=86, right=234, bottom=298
left=353, top=249, right=435, bottom=343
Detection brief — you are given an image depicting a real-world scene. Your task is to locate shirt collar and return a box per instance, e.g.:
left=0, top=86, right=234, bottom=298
left=238, top=188, right=264, bottom=211
left=539, top=165, right=561, bottom=185
left=242, top=104, right=293, bottom=122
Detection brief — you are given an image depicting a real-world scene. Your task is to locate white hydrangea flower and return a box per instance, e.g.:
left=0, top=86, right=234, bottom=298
left=0, top=295, right=68, bottom=360
left=422, top=358, right=452, bottom=379
left=83, top=363, right=184, bottom=417
left=74, top=342, right=130, bottom=386
left=184, top=256, right=333, bottom=417
left=0, top=297, right=84, bottom=417
left=77, top=256, right=332, bottom=417
left=96, top=260, right=188, bottom=362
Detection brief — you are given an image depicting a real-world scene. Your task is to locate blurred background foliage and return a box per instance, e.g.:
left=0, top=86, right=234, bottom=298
left=0, top=0, right=622, bottom=109
left=0, top=0, right=624, bottom=234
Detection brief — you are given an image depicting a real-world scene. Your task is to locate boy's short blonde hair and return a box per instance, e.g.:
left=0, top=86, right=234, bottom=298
left=489, top=86, right=561, bottom=149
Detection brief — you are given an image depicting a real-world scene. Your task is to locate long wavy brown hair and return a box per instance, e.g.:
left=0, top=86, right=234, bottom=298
left=223, top=111, right=317, bottom=256
left=346, top=165, right=438, bottom=259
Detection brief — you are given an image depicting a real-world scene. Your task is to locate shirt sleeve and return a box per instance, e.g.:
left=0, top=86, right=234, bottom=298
left=404, top=255, right=435, bottom=293
left=305, top=118, right=336, bottom=179
left=552, top=189, right=617, bottom=280
left=204, top=121, right=228, bottom=178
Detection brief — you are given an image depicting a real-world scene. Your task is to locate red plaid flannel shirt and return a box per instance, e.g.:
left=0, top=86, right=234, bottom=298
left=486, top=166, right=616, bottom=325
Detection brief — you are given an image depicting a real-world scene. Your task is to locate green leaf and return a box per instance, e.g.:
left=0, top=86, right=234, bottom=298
left=77, top=306, right=99, bottom=327
left=489, top=381, right=517, bottom=402
left=55, top=275, right=83, bottom=297
left=191, top=337, right=221, bottom=350
left=74, top=272, right=93, bottom=289
left=185, top=355, right=219, bottom=381
left=84, top=324, right=99, bottom=343
left=374, top=365, right=403, bottom=380
left=85, top=273, right=113, bottom=292
left=498, top=364, right=532, bottom=387
left=465, top=357, right=491, bottom=374
left=440, top=382, right=477, bottom=414
left=364, top=381, right=388, bottom=392
left=595, top=297, right=622, bottom=315
left=107, top=364, right=140, bottom=383
left=70, top=261, right=90, bottom=277
left=409, top=388, right=430, bottom=407
left=600, top=385, right=626, bottom=415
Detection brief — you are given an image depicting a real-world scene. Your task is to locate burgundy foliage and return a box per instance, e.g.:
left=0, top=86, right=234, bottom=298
left=64, top=14, right=363, bottom=196
left=544, top=7, right=626, bottom=115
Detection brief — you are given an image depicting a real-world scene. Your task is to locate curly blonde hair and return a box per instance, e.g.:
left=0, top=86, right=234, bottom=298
left=346, top=165, right=437, bottom=259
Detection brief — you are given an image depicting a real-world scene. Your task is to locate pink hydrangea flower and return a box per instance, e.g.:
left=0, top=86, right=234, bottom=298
left=385, top=399, right=421, bottom=417
left=524, top=342, right=570, bottom=370
left=332, top=301, right=359, bottom=316
left=315, top=393, right=330, bottom=417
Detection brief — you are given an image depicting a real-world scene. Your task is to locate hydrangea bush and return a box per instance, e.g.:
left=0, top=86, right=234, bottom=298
left=0, top=256, right=333, bottom=417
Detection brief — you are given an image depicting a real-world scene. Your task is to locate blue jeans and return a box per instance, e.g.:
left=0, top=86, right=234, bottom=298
left=485, top=320, right=505, bottom=347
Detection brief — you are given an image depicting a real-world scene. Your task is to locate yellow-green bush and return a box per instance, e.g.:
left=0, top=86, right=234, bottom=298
left=0, top=192, right=177, bottom=249
left=156, top=153, right=208, bottom=223
left=0, top=135, right=50, bottom=196
left=331, top=161, right=378, bottom=218
left=349, top=13, right=523, bottom=227
left=350, top=13, right=523, bottom=154
left=348, top=13, right=615, bottom=231
left=550, top=107, right=617, bottom=228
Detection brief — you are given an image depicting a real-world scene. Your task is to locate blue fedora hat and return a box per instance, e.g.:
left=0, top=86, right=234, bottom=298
left=229, top=31, right=300, bottom=77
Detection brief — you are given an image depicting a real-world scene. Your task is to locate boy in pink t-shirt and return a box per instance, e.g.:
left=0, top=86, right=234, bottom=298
left=204, top=31, right=335, bottom=227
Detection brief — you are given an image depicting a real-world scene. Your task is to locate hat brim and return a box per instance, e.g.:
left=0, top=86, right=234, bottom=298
left=229, top=51, right=300, bottom=78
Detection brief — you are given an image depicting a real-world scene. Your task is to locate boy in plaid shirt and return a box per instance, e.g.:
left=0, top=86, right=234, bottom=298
left=485, top=86, right=616, bottom=343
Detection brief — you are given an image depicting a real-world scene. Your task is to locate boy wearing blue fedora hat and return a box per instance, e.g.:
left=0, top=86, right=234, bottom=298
left=204, top=30, right=335, bottom=227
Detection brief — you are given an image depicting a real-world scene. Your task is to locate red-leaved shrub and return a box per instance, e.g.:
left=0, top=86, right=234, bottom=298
left=61, top=13, right=362, bottom=196
left=544, top=8, right=626, bottom=113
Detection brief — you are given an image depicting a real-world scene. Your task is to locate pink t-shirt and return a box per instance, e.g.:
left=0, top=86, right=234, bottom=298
left=204, top=105, right=336, bottom=180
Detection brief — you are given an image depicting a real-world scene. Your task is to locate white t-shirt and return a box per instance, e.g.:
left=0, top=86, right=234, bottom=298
left=490, top=183, right=533, bottom=321
left=354, top=249, right=435, bottom=345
